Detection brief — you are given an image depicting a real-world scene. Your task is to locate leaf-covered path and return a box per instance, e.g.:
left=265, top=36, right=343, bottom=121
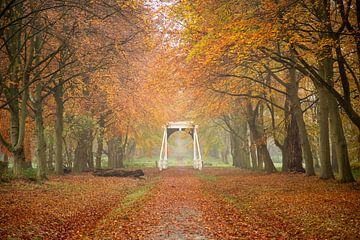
left=90, top=168, right=214, bottom=239
left=90, top=168, right=360, bottom=239
left=1, top=168, right=360, bottom=239
left=138, top=168, right=209, bottom=240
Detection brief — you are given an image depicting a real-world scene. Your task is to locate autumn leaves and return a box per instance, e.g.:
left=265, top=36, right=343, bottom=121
left=161, top=0, right=360, bottom=181
left=0, top=0, right=359, bottom=182
left=2, top=168, right=358, bottom=239
left=0, top=1, right=164, bottom=179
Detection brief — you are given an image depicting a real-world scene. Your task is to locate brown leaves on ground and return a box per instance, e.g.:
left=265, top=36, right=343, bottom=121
left=200, top=168, right=360, bottom=239
left=1, top=168, right=360, bottom=239
left=89, top=168, right=211, bottom=240
left=0, top=173, right=148, bottom=240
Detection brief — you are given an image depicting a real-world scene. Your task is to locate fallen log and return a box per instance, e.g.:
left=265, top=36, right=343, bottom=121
left=93, top=169, right=144, bottom=178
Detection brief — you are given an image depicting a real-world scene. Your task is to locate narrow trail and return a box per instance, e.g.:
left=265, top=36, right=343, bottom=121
left=90, top=167, right=223, bottom=240
left=142, top=168, right=210, bottom=240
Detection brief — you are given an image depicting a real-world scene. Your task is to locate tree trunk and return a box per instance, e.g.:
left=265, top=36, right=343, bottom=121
left=74, top=128, right=92, bottom=173
left=318, top=86, right=334, bottom=179
left=316, top=5, right=353, bottom=181
left=273, top=133, right=286, bottom=172
left=357, top=134, right=360, bottom=162
left=118, top=137, right=125, bottom=169
left=284, top=111, right=304, bottom=172
left=0, top=154, right=8, bottom=176
left=95, top=116, right=105, bottom=170
left=249, top=133, right=258, bottom=169
left=13, top=147, right=26, bottom=175
left=248, top=114, right=263, bottom=171
left=94, top=169, right=144, bottom=178
left=246, top=102, right=276, bottom=173
left=313, top=142, right=320, bottom=169
left=63, top=138, right=73, bottom=168
left=259, top=108, right=275, bottom=173
left=316, top=27, right=335, bottom=178
left=240, top=142, right=251, bottom=169
left=256, top=146, right=263, bottom=170
left=222, top=141, right=229, bottom=164
left=229, top=114, right=250, bottom=169
left=280, top=124, right=289, bottom=172
left=3, top=2, right=30, bottom=176
left=54, top=84, right=64, bottom=175
left=48, top=140, right=54, bottom=171
left=87, top=129, right=94, bottom=171
left=330, top=137, right=338, bottom=173
left=258, top=143, right=275, bottom=173
left=238, top=115, right=251, bottom=169
left=281, top=143, right=289, bottom=172
left=108, top=137, right=124, bottom=169
left=125, top=139, right=136, bottom=161
left=107, top=139, right=114, bottom=168
left=10, top=98, right=30, bottom=175
left=230, top=133, right=240, bottom=167
left=34, top=86, right=47, bottom=180
left=74, top=139, right=88, bottom=172
left=287, top=66, right=315, bottom=176
left=328, top=96, right=355, bottom=182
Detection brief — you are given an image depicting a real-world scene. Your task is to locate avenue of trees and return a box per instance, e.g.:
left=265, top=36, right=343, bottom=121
left=0, top=0, right=359, bottom=183
left=0, top=0, right=165, bottom=179
left=163, top=0, right=360, bottom=182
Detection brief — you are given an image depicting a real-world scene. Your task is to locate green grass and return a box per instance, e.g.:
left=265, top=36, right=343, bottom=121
left=21, top=168, right=38, bottom=181
left=0, top=171, right=12, bottom=183
left=352, top=169, right=360, bottom=180
left=105, top=182, right=155, bottom=221
left=1, top=168, right=38, bottom=182
left=122, top=186, right=150, bottom=208
left=123, top=157, right=157, bottom=168
left=84, top=179, right=158, bottom=237
left=203, top=162, right=233, bottom=168
left=197, top=172, right=220, bottom=182
left=202, top=156, right=233, bottom=167
left=222, top=194, right=242, bottom=208
left=124, top=156, right=234, bottom=168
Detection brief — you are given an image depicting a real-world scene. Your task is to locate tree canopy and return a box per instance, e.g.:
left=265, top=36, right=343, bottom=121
left=0, top=0, right=359, bottom=183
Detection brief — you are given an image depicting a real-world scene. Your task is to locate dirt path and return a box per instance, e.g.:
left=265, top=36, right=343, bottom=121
left=142, top=168, right=210, bottom=240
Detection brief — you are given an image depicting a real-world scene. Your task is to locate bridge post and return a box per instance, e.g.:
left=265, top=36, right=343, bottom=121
left=159, top=127, right=168, bottom=170
left=164, top=128, right=168, bottom=169
left=193, top=126, right=202, bottom=170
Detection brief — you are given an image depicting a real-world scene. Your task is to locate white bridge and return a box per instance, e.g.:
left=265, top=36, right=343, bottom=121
left=159, top=121, right=202, bottom=170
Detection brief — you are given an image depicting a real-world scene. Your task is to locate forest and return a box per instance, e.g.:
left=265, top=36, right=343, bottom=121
left=0, top=0, right=360, bottom=239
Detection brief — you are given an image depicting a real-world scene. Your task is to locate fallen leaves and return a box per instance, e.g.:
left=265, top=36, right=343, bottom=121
left=199, top=168, right=360, bottom=239
left=1, top=168, right=359, bottom=239
left=0, top=173, right=145, bottom=240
